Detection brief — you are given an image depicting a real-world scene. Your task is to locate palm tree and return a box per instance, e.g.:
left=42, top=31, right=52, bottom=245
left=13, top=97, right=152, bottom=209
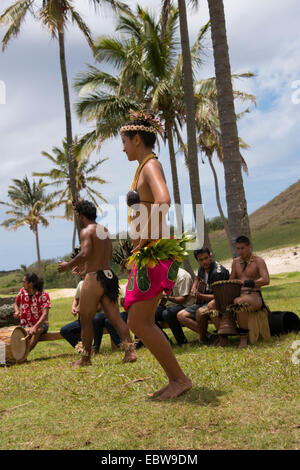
left=0, top=176, right=59, bottom=276
left=0, top=0, right=130, bottom=212
left=33, top=137, right=108, bottom=251
left=207, top=0, right=251, bottom=255
left=194, top=74, right=255, bottom=253
left=177, top=0, right=211, bottom=249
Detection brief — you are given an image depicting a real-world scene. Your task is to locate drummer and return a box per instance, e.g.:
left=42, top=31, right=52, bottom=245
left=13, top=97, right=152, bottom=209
left=230, top=235, right=270, bottom=346
left=14, top=273, right=51, bottom=355
left=177, top=248, right=229, bottom=341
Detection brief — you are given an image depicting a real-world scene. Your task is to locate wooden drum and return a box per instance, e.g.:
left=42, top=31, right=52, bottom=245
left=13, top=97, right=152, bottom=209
left=212, top=280, right=242, bottom=312
left=212, top=280, right=243, bottom=336
left=0, top=326, right=29, bottom=364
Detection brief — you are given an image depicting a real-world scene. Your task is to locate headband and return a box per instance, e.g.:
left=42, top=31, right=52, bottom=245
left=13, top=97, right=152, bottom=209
left=120, top=124, right=158, bottom=134
left=120, top=110, right=165, bottom=135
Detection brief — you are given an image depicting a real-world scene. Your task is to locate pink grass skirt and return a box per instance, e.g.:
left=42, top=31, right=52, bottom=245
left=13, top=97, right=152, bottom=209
left=123, top=258, right=180, bottom=312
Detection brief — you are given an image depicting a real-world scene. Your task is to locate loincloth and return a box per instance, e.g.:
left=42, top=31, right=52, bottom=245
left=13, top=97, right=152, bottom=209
left=88, top=269, right=120, bottom=304
left=123, top=258, right=180, bottom=311
left=240, top=288, right=261, bottom=296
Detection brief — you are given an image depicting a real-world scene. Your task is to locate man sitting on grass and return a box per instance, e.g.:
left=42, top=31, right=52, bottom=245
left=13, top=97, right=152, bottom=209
left=14, top=273, right=51, bottom=357
left=155, top=267, right=194, bottom=346
left=229, top=235, right=270, bottom=347
left=177, top=248, right=229, bottom=343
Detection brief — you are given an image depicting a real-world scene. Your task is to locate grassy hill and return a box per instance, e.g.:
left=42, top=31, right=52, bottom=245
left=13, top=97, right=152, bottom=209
left=210, top=179, right=300, bottom=261
left=249, top=179, right=300, bottom=230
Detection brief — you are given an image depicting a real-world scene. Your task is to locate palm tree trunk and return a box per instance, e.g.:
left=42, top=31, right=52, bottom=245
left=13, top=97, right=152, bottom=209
left=161, top=0, right=172, bottom=41
left=174, top=121, right=212, bottom=251
left=165, top=118, right=183, bottom=233
left=207, top=153, right=232, bottom=250
left=34, top=225, right=42, bottom=277
left=165, top=118, right=195, bottom=279
left=177, top=0, right=211, bottom=251
left=58, top=31, right=80, bottom=240
left=207, top=0, right=251, bottom=256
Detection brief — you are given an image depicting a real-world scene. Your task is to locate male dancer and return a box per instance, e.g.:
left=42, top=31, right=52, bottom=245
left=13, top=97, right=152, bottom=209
left=230, top=235, right=270, bottom=347
left=58, top=200, right=137, bottom=366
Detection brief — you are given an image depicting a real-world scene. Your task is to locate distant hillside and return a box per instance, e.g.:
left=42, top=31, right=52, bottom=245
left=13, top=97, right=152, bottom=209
left=250, top=179, right=300, bottom=230
left=210, top=179, right=300, bottom=261
left=0, top=270, right=19, bottom=278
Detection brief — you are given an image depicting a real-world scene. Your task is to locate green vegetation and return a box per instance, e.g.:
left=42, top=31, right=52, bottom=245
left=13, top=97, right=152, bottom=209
left=1, top=219, right=300, bottom=295
left=0, top=273, right=299, bottom=450
left=210, top=219, right=300, bottom=262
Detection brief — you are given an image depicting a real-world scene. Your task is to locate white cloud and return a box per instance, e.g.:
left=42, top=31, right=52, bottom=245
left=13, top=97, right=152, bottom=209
left=0, top=0, right=299, bottom=269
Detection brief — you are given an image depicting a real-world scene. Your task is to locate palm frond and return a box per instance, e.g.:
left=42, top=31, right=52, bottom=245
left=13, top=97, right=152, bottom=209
left=94, top=37, right=129, bottom=68
left=67, top=2, right=93, bottom=48
left=74, top=66, right=119, bottom=96
left=0, top=0, right=34, bottom=51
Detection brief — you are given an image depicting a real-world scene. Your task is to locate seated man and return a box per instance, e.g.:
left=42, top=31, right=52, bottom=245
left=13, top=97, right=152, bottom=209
left=177, top=248, right=229, bottom=341
left=60, top=276, right=106, bottom=351
left=14, top=273, right=51, bottom=357
left=230, top=235, right=270, bottom=347
left=155, top=267, right=194, bottom=345
left=92, top=311, right=129, bottom=353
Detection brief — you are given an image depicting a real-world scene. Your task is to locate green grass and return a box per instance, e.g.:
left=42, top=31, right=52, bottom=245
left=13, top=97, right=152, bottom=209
left=210, top=219, right=300, bottom=261
left=0, top=273, right=299, bottom=450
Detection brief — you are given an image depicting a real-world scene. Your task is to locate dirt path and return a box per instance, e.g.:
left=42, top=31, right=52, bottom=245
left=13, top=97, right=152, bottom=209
left=222, top=244, right=300, bottom=274
left=49, top=280, right=128, bottom=299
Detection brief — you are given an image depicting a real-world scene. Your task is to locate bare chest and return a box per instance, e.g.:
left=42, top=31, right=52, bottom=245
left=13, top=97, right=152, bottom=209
left=235, top=261, right=260, bottom=280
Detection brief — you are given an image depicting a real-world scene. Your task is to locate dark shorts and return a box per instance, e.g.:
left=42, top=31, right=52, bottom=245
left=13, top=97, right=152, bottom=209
left=184, top=303, right=209, bottom=320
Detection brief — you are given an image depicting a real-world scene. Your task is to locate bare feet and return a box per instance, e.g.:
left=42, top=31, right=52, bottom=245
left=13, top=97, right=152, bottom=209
left=122, top=349, right=137, bottom=363
left=148, top=377, right=192, bottom=401
left=239, top=335, right=248, bottom=348
left=120, top=341, right=137, bottom=363
left=17, top=358, right=29, bottom=364
left=147, top=384, right=169, bottom=399
left=217, top=335, right=229, bottom=347
left=70, top=357, right=92, bottom=368
left=91, top=349, right=99, bottom=357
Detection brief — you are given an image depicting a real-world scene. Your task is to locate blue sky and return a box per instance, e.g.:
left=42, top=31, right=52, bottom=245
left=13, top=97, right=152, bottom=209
left=0, top=0, right=299, bottom=270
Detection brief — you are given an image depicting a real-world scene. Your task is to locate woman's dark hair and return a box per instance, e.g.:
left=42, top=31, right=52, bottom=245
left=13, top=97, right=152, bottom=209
left=74, top=199, right=97, bottom=221
left=25, top=273, right=44, bottom=292
left=193, top=247, right=212, bottom=260
left=236, top=236, right=251, bottom=245
left=122, top=118, right=157, bottom=148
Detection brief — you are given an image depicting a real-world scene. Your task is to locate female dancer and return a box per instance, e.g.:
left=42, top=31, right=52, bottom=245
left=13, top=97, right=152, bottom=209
left=121, top=111, right=192, bottom=400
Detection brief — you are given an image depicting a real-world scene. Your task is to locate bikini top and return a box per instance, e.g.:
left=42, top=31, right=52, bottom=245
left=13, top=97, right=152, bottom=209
left=126, top=156, right=158, bottom=207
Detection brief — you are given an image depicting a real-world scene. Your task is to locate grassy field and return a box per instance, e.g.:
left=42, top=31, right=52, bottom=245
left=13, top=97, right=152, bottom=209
left=209, top=219, right=300, bottom=262
left=0, top=272, right=299, bottom=450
